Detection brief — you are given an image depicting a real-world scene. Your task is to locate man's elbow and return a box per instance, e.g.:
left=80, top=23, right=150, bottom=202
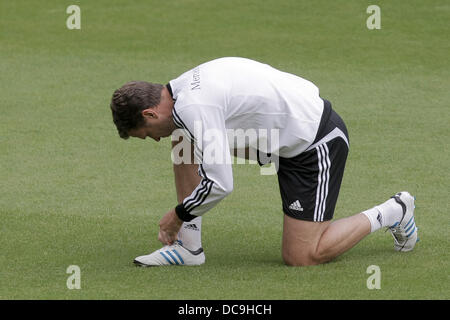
left=220, top=181, right=234, bottom=197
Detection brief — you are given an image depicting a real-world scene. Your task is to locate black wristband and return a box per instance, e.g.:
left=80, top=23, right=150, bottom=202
left=175, top=203, right=198, bottom=222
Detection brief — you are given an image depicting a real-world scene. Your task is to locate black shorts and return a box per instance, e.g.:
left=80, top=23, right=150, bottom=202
left=277, top=99, right=349, bottom=222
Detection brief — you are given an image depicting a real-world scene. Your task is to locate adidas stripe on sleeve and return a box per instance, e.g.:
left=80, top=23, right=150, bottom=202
left=172, top=104, right=234, bottom=221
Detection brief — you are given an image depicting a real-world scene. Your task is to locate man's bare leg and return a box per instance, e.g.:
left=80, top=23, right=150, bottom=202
left=282, top=192, right=416, bottom=266
left=282, top=214, right=370, bottom=266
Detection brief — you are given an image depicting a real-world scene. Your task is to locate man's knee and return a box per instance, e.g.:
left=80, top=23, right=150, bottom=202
left=282, top=248, right=330, bottom=266
left=282, top=216, right=332, bottom=266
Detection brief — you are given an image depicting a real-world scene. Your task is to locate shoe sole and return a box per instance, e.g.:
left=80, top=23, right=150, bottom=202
left=133, top=257, right=206, bottom=267
left=133, top=259, right=155, bottom=267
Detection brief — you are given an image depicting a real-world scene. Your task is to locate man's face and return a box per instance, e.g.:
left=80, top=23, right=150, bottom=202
left=127, top=87, right=175, bottom=142
left=128, top=121, right=162, bottom=142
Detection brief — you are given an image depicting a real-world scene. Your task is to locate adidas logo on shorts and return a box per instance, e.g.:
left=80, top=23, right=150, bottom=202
left=289, top=200, right=304, bottom=212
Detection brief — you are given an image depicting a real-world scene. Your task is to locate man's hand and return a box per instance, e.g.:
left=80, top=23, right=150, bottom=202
left=158, top=208, right=183, bottom=245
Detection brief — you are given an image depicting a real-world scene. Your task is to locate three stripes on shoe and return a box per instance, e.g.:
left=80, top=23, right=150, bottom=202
left=390, top=216, right=420, bottom=248
left=159, top=249, right=185, bottom=265
left=403, top=215, right=418, bottom=238
left=391, top=215, right=417, bottom=238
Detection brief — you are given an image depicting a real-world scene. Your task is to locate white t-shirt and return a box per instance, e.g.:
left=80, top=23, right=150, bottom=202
left=169, top=57, right=324, bottom=218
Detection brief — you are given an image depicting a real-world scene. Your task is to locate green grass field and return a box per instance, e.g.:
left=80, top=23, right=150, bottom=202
left=1, top=0, right=449, bottom=300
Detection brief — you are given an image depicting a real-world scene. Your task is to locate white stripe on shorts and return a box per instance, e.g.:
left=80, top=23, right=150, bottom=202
left=314, top=144, right=331, bottom=221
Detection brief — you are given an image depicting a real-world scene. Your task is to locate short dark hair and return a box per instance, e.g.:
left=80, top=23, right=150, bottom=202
left=110, top=81, right=164, bottom=139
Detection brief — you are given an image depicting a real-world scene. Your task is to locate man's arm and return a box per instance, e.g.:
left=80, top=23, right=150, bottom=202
left=172, top=104, right=234, bottom=220
left=157, top=137, right=200, bottom=245
left=172, top=137, right=201, bottom=203
left=158, top=104, right=233, bottom=244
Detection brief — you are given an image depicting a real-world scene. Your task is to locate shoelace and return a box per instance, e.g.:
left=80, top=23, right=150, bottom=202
left=389, top=226, right=408, bottom=243
left=160, top=242, right=183, bottom=251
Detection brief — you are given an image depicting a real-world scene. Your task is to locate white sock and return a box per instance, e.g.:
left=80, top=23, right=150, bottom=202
left=361, top=207, right=383, bottom=233
left=177, top=216, right=202, bottom=251
left=361, top=198, right=403, bottom=233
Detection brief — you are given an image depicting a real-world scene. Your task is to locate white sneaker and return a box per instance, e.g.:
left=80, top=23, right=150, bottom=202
left=388, top=191, right=419, bottom=252
left=134, top=241, right=205, bottom=266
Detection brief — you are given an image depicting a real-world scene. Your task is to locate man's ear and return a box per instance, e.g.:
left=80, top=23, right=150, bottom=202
left=142, top=108, right=158, bottom=119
